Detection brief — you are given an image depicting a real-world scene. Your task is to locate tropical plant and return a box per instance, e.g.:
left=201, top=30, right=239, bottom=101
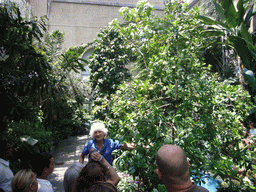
left=91, top=0, right=255, bottom=191
left=0, top=3, right=50, bottom=132
left=89, top=21, right=131, bottom=98
left=199, top=0, right=256, bottom=90
left=1, top=2, right=89, bottom=144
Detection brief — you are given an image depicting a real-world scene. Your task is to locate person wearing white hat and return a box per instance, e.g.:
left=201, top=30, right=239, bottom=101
left=79, top=122, right=135, bottom=165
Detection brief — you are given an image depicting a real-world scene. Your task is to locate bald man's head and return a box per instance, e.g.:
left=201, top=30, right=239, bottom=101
left=156, top=145, right=190, bottom=181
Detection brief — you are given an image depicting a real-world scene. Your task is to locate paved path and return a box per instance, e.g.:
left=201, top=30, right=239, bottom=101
left=48, top=135, right=89, bottom=192
left=48, top=135, right=129, bottom=192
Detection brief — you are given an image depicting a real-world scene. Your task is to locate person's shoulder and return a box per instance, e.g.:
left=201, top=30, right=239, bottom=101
left=37, top=179, right=53, bottom=192
left=187, top=183, right=209, bottom=192
left=0, top=158, right=9, bottom=167
left=105, top=138, right=120, bottom=144
left=85, top=139, right=94, bottom=146
left=104, top=138, right=112, bottom=143
left=0, top=160, right=13, bottom=177
left=37, top=179, right=52, bottom=186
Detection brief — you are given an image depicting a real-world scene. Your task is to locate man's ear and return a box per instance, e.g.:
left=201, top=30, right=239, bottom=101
left=156, top=168, right=162, bottom=180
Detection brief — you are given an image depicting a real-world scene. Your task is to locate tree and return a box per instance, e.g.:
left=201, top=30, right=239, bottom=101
left=199, top=0, right=256, bottom=88
left=91, top=1, right=255, bottom=191
left=0, top=4, right=50, bottom=132
left=36, top=31, right=89, bottom=128
left=89, top=21, right=131, bottom=98
left=199, top=0, right=256, bottom=132
left=0, top=2, right=89, bottom=150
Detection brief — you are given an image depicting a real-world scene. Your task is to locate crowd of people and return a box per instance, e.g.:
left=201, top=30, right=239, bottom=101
left=3, top=120, right=255, bottom=191
left=0, top=140, right=55, bottom=192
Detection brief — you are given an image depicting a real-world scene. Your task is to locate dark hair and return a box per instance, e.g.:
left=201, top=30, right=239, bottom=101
left=85, top=182, right=117, bottom=192
left=30, top=152, right=52, bottom=176
left=72, top=161, right=108, bottom=192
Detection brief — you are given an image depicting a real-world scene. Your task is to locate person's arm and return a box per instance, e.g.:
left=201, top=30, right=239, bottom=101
left=90, top=149, right=120, bottom=187
left=120, top=142, right=154, bottom=149
left=120, top=143, right=136, bottom=150
left=79, top=140, right=92, bottom=164
left=79, top=153, right=85, bottom=164
left=101, top=157, right=120, bottom=187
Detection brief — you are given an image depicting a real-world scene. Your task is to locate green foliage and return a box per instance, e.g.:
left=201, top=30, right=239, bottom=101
left=34, top=34, right=90, bottom=136
left=0, top=4, right=50, bottom=130
left=153, top=184, right=167, bottom=192
left=89, top=20, right=131, bottom=98
left=199, top=0, right=256, bottom=131
left=116, top=171, right=142, bottom=192
left=199, top=0, right=256, bottom=80
left=91, top=0, right=255, bottom=191
left=7, top=118, right=54, bottom=153
left=1, top=3, right=89, bottom=152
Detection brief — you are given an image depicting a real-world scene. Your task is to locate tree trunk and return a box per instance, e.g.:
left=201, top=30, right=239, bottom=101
left=238, top=57, right=245, bottom=90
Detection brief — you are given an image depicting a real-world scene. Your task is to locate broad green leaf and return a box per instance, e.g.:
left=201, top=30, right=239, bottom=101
left=228, top=36, right=252, bottom=68
left=240, top=23, right=252, bottom=43
left=249, top=50, right=256, bottom=68
left=198, top=15, right=230, bottom=30
left=220, top=0, right=238, bottom=28
left=237, top=0, right=245, bottom=26
left=250, top=49, right=256, bottom=58
left=213, top=0, right=226, bottom=23
left=198, top=15, right=219, bottom=25
left=202, top=30, right=225, bottom=37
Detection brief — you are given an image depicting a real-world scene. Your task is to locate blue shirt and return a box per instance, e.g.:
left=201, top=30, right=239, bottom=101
left=82, top=139, right=122, bottom=165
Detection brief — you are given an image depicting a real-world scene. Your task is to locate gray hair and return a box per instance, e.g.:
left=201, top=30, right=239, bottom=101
left=64, top=162, right=84, bottom=192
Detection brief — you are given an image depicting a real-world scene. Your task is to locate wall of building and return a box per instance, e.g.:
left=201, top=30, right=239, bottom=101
left=29, top=0, right=48, bottom=18
left=29, top=0, right=165, bottom=48
left=48, top=2, right=124, bottom=48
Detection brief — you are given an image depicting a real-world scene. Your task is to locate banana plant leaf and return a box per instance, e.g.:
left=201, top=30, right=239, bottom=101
left=198, top=15, right=230, bottom=30
left=228, top=36, right=253, bottom=69
left=237, top=0, right=245, bottom=26
left=219, top=0, right=238, bottom=28
left=213, top=0, right=226, bottom=23
left=201, top=30, right=225, bottom=37
left=240, top=23, right=252, bottom=43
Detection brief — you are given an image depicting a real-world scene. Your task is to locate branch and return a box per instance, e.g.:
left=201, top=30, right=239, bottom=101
left=158, top=103, right=173, bottom=109
left=131, top=40, right=149, bottom=76
left=175, top=79, right=178, bottom=101
left=148, top=96, right=173, bottom=102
